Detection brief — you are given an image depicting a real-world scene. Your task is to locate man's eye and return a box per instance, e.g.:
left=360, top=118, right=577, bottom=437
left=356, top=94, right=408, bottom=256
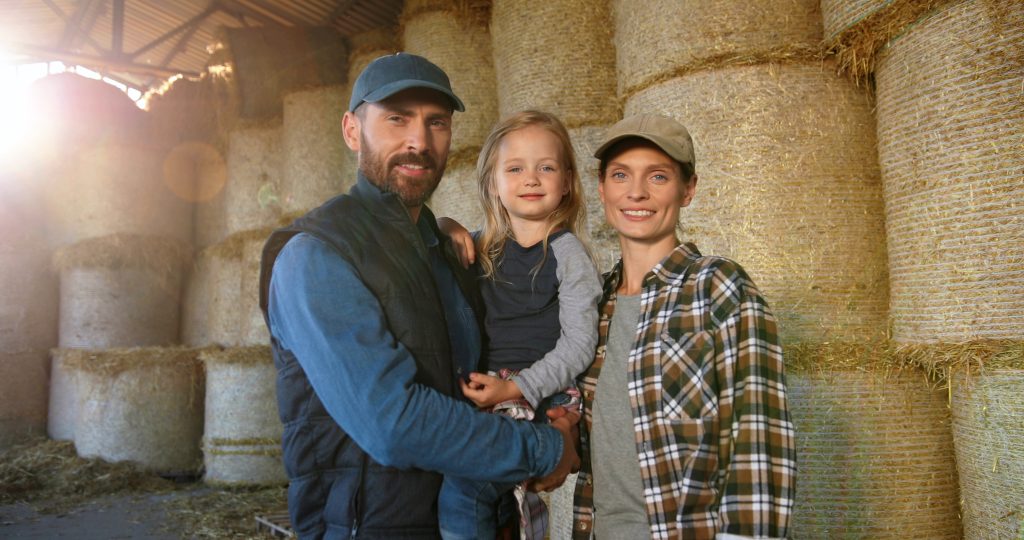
left=431, top=119, right=449, bottom=128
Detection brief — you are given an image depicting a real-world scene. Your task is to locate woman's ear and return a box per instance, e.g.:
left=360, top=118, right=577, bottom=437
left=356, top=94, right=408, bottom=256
left=680, top=174, right=698, bottom=207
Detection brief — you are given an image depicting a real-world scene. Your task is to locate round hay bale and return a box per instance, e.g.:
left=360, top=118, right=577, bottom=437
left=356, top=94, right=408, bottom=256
left=787, top=365, right=961, bottom=538
left=568, top=124, right=619, bottom=274
left=951, top=369, right=1024, bottom=540
left=402, top=3, right=498, bottom=152
left=201, top=346, right=285, bottom=486
left=428, top=156, right=484, bottom=233
left=612, top=0, right=823, bottom=100
left=875, top=0, right=1024, bottom=343
left=181, top=235, right=246, bottom=347
left=239, top=233, right=272, bottom=346
left=47, top=349, right=79, bottom=442
left=821, top=0, right=891, bottom=41
left=625, top=62, right=890, bottom=343
left=491, top=0, right=618, bottom=127
left=45, top=142, right=194, bottom=247
left=29, top=73, right=145, bottom=156
left=69, top=347, right=205, bottom=474
left=280, top=86, right=348, bottom=216
left=53, top=235, right=190, bottom=349
left=224, top=123, right=283, bottom=237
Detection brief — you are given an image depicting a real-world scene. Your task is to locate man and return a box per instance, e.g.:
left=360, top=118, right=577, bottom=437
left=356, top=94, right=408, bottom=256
left=570, top=114, right=796, bottom=539
left=259, top=53, right=579, bottom=539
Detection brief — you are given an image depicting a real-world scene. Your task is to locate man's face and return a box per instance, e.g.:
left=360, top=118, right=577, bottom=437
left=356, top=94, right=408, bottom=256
left=343, top=88, right=453, bottom=211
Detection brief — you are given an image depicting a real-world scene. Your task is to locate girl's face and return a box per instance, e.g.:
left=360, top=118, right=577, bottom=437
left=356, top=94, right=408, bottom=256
left=494, top=125, right=569, bottom=226
left=599, top=141, right=696, bottom=250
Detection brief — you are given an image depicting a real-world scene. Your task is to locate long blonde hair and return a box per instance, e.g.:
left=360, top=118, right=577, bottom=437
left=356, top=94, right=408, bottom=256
left=476, top=110, right=591, bottom=279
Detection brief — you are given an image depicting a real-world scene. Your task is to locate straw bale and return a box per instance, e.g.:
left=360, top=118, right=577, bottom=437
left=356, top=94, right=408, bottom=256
left=181, top=235, right=247, bottom=347
left=68, top=347, right=205, bottom=474
left=402, top=5, right=498, bottom=152
left=0, top=234, right=57, bottom=354
left=220, top=25, right=347, bottom=120
left=612, top=0, right=823, bottom=100
left=0, top=351, right=49, bottom=450
left=491, top=0, right=618, bottom=128
left=429, top=160, right=484, bottom=232
left=47, top=350, right=77, bottom=442
left=625, top=62, right=890, bottom=344
left=55, top=235, right=189, bottom=349
left=821, top=0, right=949, bottom=78
left=44, top=142, right=194, bottom=247
left=280, top=86, right=349, bottom=216
left=569, top=124, right=619, bottom=274
left=147, top=75, right=229, bottom=152
left=787, top=367, right=961, bottom=538
left=875, top=0, right=1024, bottom=343
left=239, top=234, right=271, bottom=346
left=201, top=346, right=285, bottom=486
left=951, top=369, right=1024, bottom=540
left=224, top=123, right=284, bottom=236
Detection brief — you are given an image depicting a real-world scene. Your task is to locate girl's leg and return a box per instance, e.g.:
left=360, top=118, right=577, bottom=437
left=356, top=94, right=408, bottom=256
left=438, top=475, right=513, bottom=540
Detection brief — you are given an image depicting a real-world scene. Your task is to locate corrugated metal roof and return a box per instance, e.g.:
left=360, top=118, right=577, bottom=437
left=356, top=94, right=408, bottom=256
left=0, top=0, right=404, bottom=91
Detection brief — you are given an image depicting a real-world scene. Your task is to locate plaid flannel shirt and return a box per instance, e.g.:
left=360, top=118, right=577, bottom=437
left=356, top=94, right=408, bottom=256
left=571, top=243, right=796, bottom=539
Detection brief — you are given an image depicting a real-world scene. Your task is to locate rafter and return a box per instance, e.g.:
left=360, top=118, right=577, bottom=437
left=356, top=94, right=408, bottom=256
left=112, top=0, right=125, bottom=55
left=5, top=41, right=198, bottom=79
left=130, top=2, right=221, bottom=59
left=40, top=0, right=108, bottom=54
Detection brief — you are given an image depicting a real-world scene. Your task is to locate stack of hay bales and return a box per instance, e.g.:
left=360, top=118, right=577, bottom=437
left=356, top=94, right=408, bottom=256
left=0, top=175, right=58, bottom=449
left=865, top=1, right=1023, bottom=537
left=615, top=0, right=961, bottom=537
left=279, top=85, right=349, bottom=218
left=491, top=0, right=620, bottom=272
left=338, top=28, right=399, bottom=187
left=34, top=74, right=195, bottom=451
left=403, top=0, right=497, bottom=229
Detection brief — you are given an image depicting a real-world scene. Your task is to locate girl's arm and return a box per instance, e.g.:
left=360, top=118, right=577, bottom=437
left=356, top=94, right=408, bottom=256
left=512, top=233, right=602, bottom=408
left=437, top=216, right=476, bottom=268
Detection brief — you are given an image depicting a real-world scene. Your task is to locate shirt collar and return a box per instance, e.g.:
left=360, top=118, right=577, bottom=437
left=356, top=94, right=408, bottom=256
left=605, top=242, right=704, bottom=296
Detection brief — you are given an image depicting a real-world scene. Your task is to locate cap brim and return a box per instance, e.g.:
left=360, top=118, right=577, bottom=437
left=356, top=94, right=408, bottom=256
left=593, top=133, right=689, bottom=164
left=360, top=79, right=466, bottom=112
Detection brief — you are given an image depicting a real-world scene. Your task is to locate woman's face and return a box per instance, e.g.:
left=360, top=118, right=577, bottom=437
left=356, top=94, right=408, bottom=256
left=599, top=141, right=696, bottom=251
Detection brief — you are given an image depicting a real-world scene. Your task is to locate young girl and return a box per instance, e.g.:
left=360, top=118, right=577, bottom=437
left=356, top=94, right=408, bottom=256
left=437, top=110, right=602, bottom=540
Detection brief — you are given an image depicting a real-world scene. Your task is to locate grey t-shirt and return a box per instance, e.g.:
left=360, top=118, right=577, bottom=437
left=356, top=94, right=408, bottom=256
left=592, top=293, right=649, bottom=539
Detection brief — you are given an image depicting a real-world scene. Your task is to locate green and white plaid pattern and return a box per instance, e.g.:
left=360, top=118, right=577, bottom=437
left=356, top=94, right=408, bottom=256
left=572, top=243, right=796, bottom=539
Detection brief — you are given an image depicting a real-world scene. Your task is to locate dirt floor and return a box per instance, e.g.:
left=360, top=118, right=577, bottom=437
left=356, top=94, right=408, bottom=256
left=0, top=438, right=288, bottom=539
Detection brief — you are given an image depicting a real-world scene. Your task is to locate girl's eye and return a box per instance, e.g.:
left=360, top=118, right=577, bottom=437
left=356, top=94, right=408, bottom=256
left=507, top=166, right=522, bottom=174
left=541, top=165, right=557, bottom=173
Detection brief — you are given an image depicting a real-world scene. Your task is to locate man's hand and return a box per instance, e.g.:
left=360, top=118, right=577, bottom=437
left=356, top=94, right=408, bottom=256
left=437, top=216, right=476, bottom=268
left=530, top=407, right=581, bottom=492
left=459, top=372, right=522, bottom=408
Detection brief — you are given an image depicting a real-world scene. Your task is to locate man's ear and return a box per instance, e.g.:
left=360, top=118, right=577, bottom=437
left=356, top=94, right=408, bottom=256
left=342, top=111, right=361, bottom=152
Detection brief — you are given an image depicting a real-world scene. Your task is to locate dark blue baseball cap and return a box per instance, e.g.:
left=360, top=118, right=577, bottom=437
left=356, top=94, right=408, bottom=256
left=348, top=52, right=465, bottom=113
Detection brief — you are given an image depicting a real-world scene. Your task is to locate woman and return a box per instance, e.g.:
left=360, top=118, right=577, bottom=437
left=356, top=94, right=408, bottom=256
left=570, top=115, right=797, bottom=540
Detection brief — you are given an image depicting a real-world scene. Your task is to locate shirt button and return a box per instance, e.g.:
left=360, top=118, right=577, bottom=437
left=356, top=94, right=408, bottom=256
left=580, top=523, right=588, bottom=530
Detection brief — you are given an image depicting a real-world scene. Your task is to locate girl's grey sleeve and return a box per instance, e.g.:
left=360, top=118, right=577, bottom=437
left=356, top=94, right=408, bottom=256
left=512, top=233, right=602, bottom=408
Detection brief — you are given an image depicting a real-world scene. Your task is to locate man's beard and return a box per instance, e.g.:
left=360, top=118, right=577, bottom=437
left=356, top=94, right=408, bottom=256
left=358, top=134, right=446, bottom=209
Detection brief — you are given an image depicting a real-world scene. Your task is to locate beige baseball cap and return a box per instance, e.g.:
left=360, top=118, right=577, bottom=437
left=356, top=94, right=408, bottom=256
left=593, top=114, right=695, bottom=166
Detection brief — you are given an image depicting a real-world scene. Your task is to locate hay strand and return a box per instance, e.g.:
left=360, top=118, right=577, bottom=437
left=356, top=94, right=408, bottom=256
left=875, top=0, right=1024, bottom=343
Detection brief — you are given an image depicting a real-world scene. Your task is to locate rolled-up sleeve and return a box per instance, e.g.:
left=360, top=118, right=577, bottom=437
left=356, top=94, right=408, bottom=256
left=268, top=233, right=562, bottom=482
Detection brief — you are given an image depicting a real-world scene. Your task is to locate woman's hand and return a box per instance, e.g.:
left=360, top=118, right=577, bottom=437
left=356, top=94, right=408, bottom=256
left=437, top=216, right=476, bottom=269
left=459, top=372, right=522, bottom=408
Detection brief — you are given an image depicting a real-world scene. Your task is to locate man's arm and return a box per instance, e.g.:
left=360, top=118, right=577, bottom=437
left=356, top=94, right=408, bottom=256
left=712, top=269, right=796, bottom=539
left=268, top=233, right=568, bottom=483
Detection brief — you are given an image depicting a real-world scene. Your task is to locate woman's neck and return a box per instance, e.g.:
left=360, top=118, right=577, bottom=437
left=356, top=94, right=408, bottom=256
left=617, top=237, right=680, bottom=295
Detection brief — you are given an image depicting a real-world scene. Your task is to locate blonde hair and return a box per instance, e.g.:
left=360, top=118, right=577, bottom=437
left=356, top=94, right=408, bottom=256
left=476, top=110, right=591, bottom=279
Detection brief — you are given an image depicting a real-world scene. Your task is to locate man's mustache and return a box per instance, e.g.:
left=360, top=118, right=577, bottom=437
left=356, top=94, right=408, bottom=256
left=388, top=152, right=437, bottom=171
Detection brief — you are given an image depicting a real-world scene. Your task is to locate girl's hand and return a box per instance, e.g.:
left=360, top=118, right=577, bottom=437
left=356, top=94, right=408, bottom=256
left=437, top=217, right=476, bottom=269
left=459, top=372, right=522, bottom=408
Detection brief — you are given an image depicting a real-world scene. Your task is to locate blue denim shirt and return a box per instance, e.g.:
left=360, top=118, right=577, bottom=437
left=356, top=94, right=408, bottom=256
left=267, top=217, right=562, bottom=483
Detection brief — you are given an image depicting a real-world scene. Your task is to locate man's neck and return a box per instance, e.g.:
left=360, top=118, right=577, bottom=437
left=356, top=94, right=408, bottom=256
left=406, top=205, right=421, bottom=223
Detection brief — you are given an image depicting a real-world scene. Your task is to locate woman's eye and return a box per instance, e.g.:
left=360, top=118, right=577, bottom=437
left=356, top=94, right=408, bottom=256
left=611, top=171, right=627, bottom=181
left=650, top=174, right=668, bottom=184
